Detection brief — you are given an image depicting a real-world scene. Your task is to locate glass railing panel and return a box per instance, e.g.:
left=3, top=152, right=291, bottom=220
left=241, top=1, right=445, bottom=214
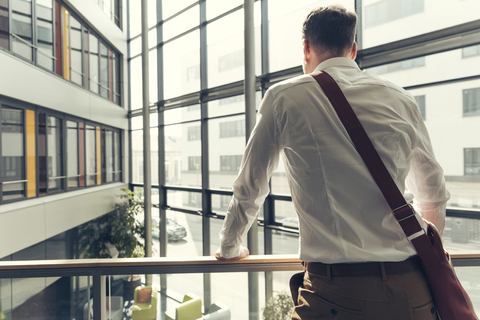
left=0, top=255, right=479, bottom=319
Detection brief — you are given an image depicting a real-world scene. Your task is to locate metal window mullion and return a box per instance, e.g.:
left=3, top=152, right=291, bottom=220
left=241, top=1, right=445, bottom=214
left=260, top=0, right=268, bottom=74
left=198, top=0, right=212, bottom=313
left=355, top=0, right=363, bottom=51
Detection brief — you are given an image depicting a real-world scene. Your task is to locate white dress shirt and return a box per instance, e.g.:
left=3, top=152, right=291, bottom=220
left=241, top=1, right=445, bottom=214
left=218, top=57, right=450, bottom=263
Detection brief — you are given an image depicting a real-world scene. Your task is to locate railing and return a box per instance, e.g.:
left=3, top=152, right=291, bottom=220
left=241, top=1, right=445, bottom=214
left=0, top=253, right=479, bottom=320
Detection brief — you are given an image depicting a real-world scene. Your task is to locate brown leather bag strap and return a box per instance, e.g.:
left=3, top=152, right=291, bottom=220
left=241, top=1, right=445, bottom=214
left=310, top=71, right=422, bottom=237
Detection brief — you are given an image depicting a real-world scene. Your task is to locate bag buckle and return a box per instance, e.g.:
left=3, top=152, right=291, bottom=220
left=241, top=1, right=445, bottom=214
left=392, top=203, right=415, bottom=222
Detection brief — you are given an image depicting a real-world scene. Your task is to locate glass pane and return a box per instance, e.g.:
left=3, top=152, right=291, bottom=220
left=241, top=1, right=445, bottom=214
left=99, top=42, right=109, bottom=98
left=36, top=0, right=53, bottom=71
left=12, top=0, right=33, bottom=61
left=0, top=276, right=88, bottom=320
left=38, top=113, right=47, bottom=195
left=163, top=5, right=198, bottom=42
left=130, top=56, right=142, bottom=110
left=207, top=10, right=244, bottom=88
left=275, top=200, right=297, bottom=227
left=106, top=130, right=113, bottom=182
left=85, top=125, right=96, bottom=186
left=47, top=116, right=63, bottom=191
left=131, top=129, right=143, bottom=184
left=271, top=159, right=290, bottom=195
left=163, top=31, right=200, bottom=100
left=162, top=0, right=197, bottom=20
left=1, top=107, right=25, bottom=200
left=443, top=217, right=480, bottom=252
left=164, top=105, right=201, bottom=125
left=66, top=120, right=79, bottom=188
left=361, top=1, right=480, bottom=49
left=114, top=131, right=121, bottom=181
left=268, top=0, right=354, bottom=72
left=272, top=230, right=299, bottom=254
left=128, top=0, right=141, bottom=37
left=89, top=34, right=99, bottom=94
left=211, top=194, right=232, bottom=214
left=208, top=115, right=246, bottom=189
left=70, top=15, right=83, bottom=86
left=0, top=0, right=8, bottom=50
left=207, top=92, right=262, bottom=118
left=166, top=190, right=202, bottom=211
left=164, top=209, right=202, bottom=257
left=149, top=48, right=158, bottom=104
left=165, top=122, right=201, bottom=186
left=206, top=0, right=242, bottom=20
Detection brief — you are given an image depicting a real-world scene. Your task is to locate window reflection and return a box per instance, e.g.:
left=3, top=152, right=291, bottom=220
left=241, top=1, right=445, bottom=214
left=1, top=107, right=25, bottom=200
left=12, top=0, right=33, bottom=61
left=66, top=120, right=79, bottom=188
left=0, top=0, right=8, bottom=50
left=47, top=116, right=63, bottom=191
left=36, top=0, right=53, bottom=71
left=70, top=16, right=83, bottom=86
left=85, top=125, right=96, bottom=186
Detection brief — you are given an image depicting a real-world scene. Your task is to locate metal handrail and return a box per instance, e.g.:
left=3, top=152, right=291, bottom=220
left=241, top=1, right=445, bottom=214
left=11, top=33, right=57, bottom=60
left=1, top=179, right=27, bottom=185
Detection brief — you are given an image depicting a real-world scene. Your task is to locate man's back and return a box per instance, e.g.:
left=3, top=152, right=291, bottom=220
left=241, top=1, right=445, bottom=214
left=264, top=57, right=447, bottom=263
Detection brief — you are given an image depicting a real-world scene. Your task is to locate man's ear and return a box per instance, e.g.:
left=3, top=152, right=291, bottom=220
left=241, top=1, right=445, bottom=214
left=349, top=42, right=357, bottom=60
left=303, top=39, right=311, bottom=63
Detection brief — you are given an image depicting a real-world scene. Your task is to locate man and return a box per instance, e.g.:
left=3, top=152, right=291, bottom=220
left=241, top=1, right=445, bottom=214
left=215, top=5, right=449, bottom=320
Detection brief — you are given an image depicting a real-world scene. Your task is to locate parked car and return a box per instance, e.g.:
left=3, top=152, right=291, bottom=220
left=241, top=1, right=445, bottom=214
left=150, top=217, right=187, bottom=241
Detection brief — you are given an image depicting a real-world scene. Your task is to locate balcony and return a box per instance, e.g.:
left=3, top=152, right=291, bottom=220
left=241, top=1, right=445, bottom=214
left=0, top=253, right=479, bottom=320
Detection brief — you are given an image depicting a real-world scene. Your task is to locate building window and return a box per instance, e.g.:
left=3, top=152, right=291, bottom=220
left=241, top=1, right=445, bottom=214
left=36, top=0, right=54, bottom=71
left=414, top=95, right=426, bottom=120
left=368, top=57, right=425, bottom=75
left=187, top=126, right=201, bottom=141
left=89, top=34, right=99, bottom=94
left=220, top=155, right=242, bottom=171
left=465, top=148, right=480, bottom=176
left=99, top=42, right=109, bottom=99
left=218, top=49, right=243, bottom=72
left=186, top=65, right=200, bottom=82
left=219, top=95, right=244, bottom=106
left=1, top=107, right=25, bottom=201
left=11, top=0, right=33, bottom=61
left=463, top=88, right=480, bottom=117
left=47, top=116, right=63, bottom=192
left=114, top=131, right=121, bottom=181
left=188, top=156, right=201, bottom=171
left=462, top=45, right=480, bottom=58
left=66, top=120, right=79, bottom=188
left=365, top=0, right=424, bottom=28
left=219, top=120, right=245, bottom=138
left=85, top=125, right=97, bottom=186
left=70, top=15, right=83, bottom=86
left=0, top=0, right=9, bottom=50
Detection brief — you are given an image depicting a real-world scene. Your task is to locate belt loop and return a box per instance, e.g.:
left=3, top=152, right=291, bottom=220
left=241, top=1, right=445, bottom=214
left=326, top=265, right=332, bottom=282
left=380, top=262, right=387, bottom=282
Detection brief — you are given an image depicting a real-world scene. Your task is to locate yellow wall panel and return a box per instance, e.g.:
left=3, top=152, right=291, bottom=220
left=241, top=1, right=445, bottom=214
left=96, top=127, right=101, bottom=185
left=26, top=110, right=36, bottom=198
left=63, top=8, right=70, bottom=81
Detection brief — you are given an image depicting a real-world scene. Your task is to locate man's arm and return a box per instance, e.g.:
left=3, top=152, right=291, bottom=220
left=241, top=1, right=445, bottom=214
left=216, top=90, right=281, bottom=260
left=406, top=105, right=450, bottom=235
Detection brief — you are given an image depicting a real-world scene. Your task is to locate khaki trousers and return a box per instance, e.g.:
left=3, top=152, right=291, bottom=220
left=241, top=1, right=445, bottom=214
left=291, top=267, right=438, bottom=320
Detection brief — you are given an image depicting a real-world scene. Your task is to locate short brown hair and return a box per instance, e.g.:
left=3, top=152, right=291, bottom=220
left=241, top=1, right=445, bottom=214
left=301, top=6, right=357, bottom=56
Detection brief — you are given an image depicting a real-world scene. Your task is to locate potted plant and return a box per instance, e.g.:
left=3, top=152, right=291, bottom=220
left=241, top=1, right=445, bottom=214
left=262, top=291, right=294, bottom=320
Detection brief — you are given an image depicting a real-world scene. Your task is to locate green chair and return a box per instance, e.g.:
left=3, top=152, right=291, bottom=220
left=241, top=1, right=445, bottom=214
left=164, top=293, right=202, bottom=320
left=132, top=285, right=158, bottom=320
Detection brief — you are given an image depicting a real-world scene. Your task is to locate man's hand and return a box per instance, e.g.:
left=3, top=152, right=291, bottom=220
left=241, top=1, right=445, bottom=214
left=215, top=246, right=249, bottom=261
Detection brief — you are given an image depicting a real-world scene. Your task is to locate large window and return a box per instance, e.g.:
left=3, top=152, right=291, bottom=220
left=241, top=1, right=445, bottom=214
left=465, top=148, right=480, bottom=176
left=11, top=0, right=33, bottom=61
left=463, top=88, right=480, bottom=117
left=1, top=107, right=25, bottom=201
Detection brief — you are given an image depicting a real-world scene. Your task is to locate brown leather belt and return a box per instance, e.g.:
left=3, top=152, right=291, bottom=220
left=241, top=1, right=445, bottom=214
left=305, top=256, right=422, bottom=277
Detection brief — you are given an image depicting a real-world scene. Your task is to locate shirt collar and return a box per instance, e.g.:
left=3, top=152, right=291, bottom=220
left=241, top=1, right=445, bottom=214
left=313, top=57, right=360, bottom=72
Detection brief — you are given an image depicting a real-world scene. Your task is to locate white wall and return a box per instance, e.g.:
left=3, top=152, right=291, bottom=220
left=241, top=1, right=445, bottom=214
left=0, top=183, right=128, bottom=258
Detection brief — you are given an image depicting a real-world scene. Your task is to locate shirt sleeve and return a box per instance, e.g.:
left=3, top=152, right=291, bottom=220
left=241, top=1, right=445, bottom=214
left=218, top=90, right=281, bottom=258
left=405, top=102, right=450, bottom=235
